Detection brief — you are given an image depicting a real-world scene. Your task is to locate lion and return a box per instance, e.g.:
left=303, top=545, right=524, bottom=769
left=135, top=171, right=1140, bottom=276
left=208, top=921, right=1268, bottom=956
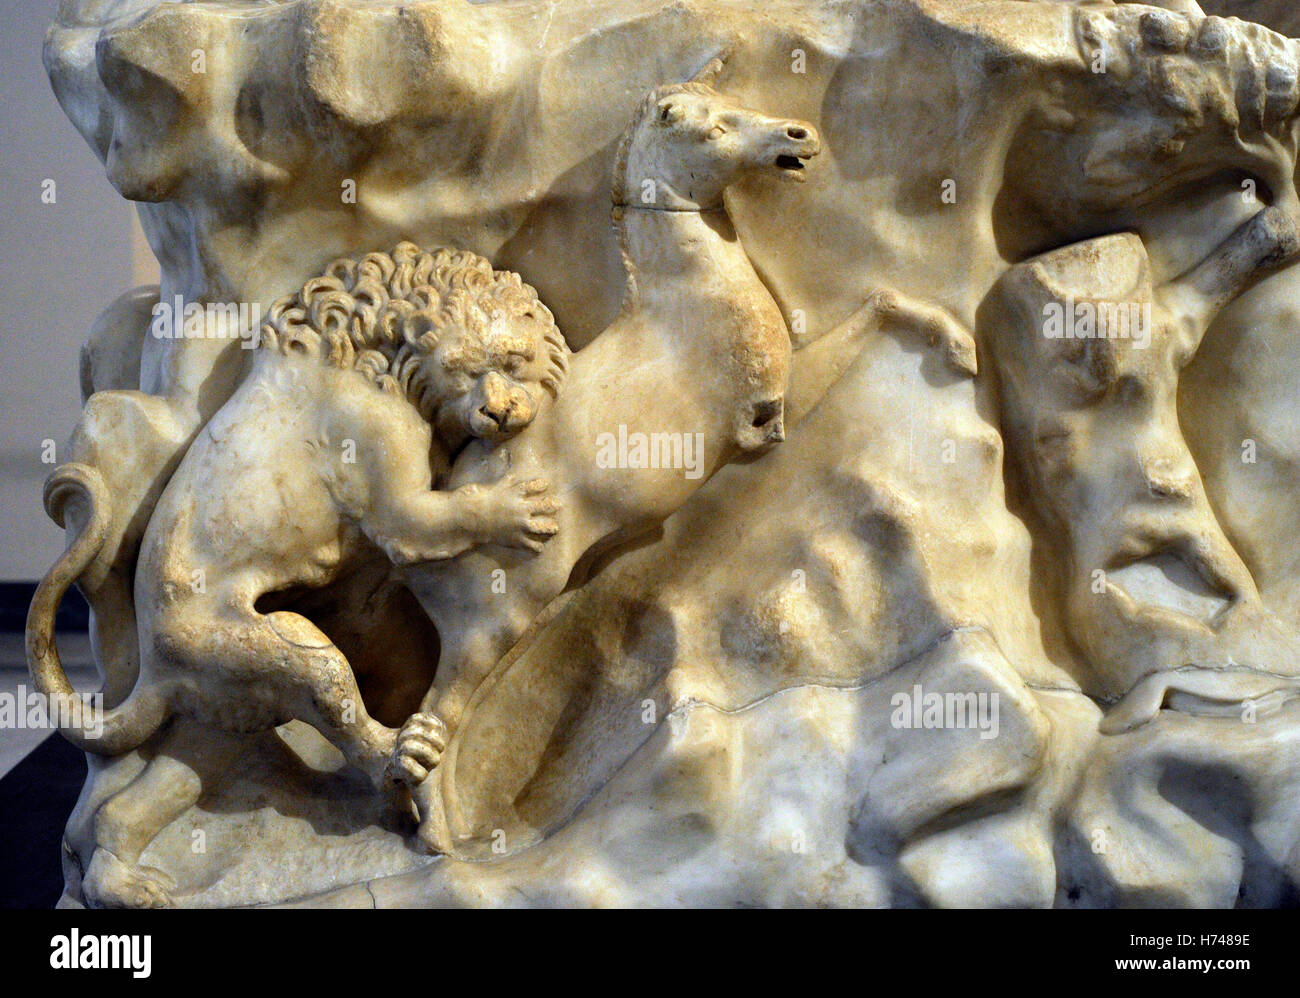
left=27, top=241, right=570, bottom=907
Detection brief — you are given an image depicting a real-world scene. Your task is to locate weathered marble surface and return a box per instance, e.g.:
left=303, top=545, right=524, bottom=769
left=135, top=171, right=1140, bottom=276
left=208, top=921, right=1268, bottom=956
left=26, top=0, right=1300, bottom=907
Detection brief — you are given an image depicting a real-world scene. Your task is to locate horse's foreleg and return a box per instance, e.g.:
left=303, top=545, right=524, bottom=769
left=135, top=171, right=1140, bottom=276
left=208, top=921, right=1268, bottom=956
left=397, top=553, right=574, bottom=852
left=396, top=629, right=507, bottom=855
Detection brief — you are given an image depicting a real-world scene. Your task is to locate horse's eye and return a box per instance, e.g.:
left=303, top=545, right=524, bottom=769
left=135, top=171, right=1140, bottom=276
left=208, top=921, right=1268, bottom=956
left=659, top=102, right=684, bottom=124
left=707, top=125, right=726, bottom=140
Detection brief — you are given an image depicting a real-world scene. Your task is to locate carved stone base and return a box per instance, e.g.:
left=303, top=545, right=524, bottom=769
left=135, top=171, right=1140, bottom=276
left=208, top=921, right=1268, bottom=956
left=32, top=0, right=1300, bottom=907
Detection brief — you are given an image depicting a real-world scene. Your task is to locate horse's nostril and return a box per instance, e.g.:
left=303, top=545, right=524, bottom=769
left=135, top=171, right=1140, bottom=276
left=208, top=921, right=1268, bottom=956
left=787, top=126, right=808, bottom=140
left=751, top=398, right=783, bottom=427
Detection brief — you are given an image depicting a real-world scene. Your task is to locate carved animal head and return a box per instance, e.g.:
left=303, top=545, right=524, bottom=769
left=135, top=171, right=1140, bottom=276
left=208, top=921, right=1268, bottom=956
left=997, top=7, right=1300, bottom=257
left=615, top=61, right=821, bottom=211
left=984, top=209, right=1300, bottom=697
left=258, top=242, right=569, bottom=447
left=407, top=288, right=569, bottom=447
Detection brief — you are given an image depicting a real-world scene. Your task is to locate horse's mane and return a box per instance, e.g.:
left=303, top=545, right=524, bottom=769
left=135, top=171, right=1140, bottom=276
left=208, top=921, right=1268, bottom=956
left=610, top=81, right=723, bottom=317
left=610, top=82, right=719, bottom=211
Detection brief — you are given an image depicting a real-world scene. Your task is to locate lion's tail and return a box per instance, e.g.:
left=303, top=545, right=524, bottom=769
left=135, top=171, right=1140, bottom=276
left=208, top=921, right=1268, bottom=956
left=26, top=463, right=167, bottom=755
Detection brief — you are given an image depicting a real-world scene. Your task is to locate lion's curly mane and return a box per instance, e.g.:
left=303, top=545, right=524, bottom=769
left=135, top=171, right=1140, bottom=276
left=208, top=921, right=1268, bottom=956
left=259, top=242, right=570, bottom=411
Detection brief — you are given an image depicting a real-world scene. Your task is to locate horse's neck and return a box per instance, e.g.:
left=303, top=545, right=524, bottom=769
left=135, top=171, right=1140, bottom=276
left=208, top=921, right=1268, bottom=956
left=618, top=205, right=761, bottom=314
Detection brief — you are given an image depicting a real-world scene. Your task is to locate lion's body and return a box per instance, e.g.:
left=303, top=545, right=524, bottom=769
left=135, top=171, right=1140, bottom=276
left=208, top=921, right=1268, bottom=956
left=142, top=355, right=431, bottom=610
left=131, top=354, right=435, bottom=730
left=29, top=242, right=568, bottom=906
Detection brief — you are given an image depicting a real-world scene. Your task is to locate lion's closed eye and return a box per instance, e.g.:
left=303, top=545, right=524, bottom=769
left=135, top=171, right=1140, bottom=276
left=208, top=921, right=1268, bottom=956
left=505, top=352, right=535, bottom=376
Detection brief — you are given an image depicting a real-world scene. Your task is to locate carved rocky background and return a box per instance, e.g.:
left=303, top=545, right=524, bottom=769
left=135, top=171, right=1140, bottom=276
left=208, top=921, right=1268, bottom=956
left=37, top=0, right=1300, bottom=906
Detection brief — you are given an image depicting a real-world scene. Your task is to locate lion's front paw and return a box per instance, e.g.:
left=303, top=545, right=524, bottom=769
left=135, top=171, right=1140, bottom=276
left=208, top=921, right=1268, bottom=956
left=388, top=712, right=448, bottom=787
left=481, top=476, right=560, bottom=553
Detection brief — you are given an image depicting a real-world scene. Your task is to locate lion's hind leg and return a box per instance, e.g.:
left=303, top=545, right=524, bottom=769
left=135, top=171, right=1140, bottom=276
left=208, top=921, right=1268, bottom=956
left=153, top=594, right=400, bottom=788
left=87, top=599, right=399, bottom=905
left=233, top=609, right=400, bottom=789
left=85, top=719, right=241, bottom=908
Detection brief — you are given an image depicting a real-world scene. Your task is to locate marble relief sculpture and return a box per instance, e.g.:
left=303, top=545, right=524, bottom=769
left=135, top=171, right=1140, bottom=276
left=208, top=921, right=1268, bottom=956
left=24, top=0, right=1300, bottom=907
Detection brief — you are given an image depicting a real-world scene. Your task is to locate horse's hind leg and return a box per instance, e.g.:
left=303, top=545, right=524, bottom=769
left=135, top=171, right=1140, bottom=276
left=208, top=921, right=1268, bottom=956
left=84, top=719, right=241, bottom=908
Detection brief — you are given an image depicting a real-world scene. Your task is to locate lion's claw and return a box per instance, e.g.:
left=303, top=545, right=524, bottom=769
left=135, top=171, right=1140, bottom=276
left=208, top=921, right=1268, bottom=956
left=389, top=712, right=448, bottom=787
left=481, top=476, right=562, bottom=552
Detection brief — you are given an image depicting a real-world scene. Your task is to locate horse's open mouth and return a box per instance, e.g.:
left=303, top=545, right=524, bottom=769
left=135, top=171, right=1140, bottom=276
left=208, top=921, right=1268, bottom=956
left=775, top=153, right=810, bottom=179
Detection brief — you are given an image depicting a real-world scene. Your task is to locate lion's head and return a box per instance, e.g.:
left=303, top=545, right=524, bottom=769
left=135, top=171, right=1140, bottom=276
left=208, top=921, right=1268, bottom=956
left=259, top=241, right=569, bottom=446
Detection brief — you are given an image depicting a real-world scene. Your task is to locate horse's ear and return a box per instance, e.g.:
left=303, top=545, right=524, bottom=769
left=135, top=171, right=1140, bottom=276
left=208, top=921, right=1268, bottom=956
left=690, top=51, right=729, bottom=87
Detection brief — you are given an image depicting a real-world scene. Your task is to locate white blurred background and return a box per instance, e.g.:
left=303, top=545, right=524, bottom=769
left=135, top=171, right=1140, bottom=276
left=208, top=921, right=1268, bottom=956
left=0, top=1, right=157, bottom=583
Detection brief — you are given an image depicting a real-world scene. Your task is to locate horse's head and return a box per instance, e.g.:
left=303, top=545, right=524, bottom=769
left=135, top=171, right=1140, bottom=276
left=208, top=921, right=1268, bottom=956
left=616, top=67, right=821, bottom=211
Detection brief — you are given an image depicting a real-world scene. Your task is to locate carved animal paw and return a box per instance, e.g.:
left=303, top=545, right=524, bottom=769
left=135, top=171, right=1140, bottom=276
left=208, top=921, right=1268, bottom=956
left=389, top=712, right=449, bottom=787
left=84, top=848, right=175, bottom=909
left=479, top=476, right=560, bottom=553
